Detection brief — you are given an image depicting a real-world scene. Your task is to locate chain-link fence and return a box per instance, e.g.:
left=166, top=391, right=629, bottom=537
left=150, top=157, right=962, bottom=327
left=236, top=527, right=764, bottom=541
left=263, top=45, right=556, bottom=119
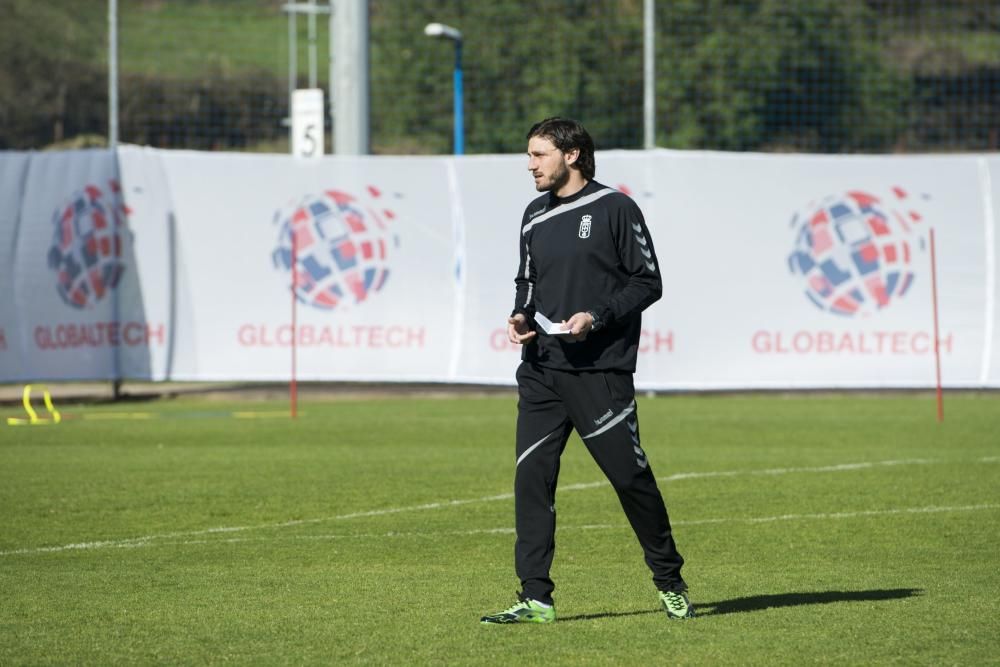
left=2, top=0, right=998, bottom=154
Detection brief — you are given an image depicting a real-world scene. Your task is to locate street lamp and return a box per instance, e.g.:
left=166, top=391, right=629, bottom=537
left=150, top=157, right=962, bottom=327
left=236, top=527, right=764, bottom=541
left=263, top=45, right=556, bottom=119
left=424, top=22, right=464, bottom=155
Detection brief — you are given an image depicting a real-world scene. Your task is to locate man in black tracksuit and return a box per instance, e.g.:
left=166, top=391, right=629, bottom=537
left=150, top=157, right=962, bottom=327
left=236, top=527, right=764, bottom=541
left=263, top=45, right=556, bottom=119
left=480, top=118, right=693, bottom=625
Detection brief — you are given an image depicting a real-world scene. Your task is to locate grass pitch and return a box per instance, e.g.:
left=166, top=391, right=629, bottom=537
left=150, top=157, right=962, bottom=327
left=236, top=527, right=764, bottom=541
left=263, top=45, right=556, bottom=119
left=1, top=392, right=998, bottom=665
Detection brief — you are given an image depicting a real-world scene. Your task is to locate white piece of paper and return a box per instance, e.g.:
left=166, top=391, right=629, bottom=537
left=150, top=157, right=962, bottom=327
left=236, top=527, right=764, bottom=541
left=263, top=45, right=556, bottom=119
left=534, top=311, right=573, bottom=336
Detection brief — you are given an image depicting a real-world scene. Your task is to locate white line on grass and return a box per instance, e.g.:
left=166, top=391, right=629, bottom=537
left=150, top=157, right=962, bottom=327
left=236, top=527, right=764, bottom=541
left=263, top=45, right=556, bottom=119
left=96, top=503, right=1000, bottom=549
left=0, top=457, right=944, bottom=557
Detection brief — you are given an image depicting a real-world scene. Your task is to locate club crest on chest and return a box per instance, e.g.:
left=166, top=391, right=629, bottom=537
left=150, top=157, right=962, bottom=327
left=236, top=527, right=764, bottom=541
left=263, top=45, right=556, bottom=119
left=578, top=214, right=592, bottom=239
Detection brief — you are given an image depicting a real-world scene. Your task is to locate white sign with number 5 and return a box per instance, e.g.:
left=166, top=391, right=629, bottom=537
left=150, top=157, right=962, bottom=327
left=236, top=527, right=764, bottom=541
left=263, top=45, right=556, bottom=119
left=291, top=89, right=325, bottom=158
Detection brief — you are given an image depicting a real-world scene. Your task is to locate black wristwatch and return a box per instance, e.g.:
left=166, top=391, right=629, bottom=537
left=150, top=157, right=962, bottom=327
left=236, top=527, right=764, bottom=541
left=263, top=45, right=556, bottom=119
left=587, top=310, right=603, bottom=332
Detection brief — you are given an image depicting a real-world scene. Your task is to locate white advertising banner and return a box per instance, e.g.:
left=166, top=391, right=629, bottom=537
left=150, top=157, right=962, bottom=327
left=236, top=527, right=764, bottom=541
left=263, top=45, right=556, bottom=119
left=0, top=152, right=29, bottom=380
left=154, top=150, right=457, bottom=382
left=454, top=155, right=535, bottom=384
left=634, top=150, right=992, bottom=389
left=0, top=147, right=997, bottom=389
left=115, top=146, right=178, bottom=380
left=3, top=149, right=165, bottom=382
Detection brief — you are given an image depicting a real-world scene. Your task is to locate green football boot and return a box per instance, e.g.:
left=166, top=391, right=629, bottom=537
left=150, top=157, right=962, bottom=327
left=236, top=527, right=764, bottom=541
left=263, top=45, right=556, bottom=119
left=659, top=589, right=696, bottom=619
left=480, top=596, right=555, bottom=624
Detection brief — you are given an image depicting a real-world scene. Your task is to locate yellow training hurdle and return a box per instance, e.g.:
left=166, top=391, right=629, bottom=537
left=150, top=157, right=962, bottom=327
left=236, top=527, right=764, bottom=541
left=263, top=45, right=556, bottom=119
left=6, top=384, right=62, bottom=426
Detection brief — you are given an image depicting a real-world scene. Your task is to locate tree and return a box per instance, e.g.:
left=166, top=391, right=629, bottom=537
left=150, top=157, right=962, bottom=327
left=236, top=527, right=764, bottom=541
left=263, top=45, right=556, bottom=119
left=658, top=0, right=910, bottom=152
left=0, top=0, right=106, bottom=149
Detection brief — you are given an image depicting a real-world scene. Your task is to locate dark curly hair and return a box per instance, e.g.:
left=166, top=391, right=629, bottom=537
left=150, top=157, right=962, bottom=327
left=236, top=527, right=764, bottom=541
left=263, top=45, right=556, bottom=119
left=526, top=117, right=596, bottom=180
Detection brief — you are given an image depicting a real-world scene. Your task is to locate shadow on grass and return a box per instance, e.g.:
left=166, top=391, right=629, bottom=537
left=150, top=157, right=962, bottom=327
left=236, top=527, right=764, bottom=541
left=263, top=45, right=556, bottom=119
left=558, top=588, right=924, bottom=622
left=696, top=588, right=924, bottom=617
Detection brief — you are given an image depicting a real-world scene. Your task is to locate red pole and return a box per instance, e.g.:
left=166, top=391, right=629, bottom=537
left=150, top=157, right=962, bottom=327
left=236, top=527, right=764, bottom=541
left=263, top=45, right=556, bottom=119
left=929, top=227, right=943, bottom=422
left=290, top=227, right=299, bottom=419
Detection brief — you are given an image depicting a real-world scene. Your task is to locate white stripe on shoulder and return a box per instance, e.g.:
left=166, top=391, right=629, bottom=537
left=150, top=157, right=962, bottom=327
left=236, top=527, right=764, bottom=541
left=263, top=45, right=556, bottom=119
left=522, top=188, right=618, bottom=235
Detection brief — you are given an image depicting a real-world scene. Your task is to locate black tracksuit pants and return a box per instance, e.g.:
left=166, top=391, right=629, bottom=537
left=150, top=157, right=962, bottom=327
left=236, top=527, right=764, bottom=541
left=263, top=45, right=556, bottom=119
left=513, top=361, right=686, bottom=605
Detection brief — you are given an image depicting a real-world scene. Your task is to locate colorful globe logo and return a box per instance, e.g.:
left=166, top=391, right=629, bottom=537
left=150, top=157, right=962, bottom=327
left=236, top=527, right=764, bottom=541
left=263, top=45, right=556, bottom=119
left=47, top=181, right=130, bottom=309
left=787, top=188, right=925, bottom=317
left=272, top=187, right=398, bottom=311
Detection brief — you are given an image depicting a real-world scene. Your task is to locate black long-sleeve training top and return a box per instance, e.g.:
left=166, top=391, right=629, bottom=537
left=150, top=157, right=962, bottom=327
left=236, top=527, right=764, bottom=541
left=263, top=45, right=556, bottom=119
left=512, top=179, right=663, bottom=372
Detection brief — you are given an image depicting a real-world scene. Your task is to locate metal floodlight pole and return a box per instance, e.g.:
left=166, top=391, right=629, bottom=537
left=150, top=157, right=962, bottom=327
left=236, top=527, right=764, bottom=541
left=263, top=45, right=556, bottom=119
left=288, top=8, right=297, bottom=114
left=284, top=0, right=372, bottom=154
left=643, top=0, right=654, bottom=150
left=329, top=0, right=334, bottom=147
left=332, top=0, right=370, bottom=154
left=108, top=0, right=121, bottom=399
left=424, top=22, right=464, bottom=155
left=108, top=0, right=119, bottom=149
left=308, top=0, right=318, bottom=88
left=453, top=39, right=463, bottom=155
left=282, top=2, right=332, bottom=128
